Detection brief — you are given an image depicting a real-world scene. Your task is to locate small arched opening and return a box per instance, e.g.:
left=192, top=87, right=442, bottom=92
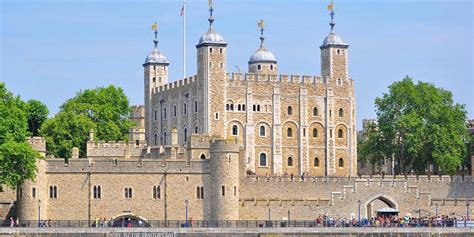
left=110, top=214, right=150, bottom=227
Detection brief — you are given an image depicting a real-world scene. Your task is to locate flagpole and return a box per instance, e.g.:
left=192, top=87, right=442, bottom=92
left=183, top=0, right=186, bottom=79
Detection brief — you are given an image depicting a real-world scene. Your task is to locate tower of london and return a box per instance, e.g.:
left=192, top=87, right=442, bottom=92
left=0, top=3, right=472, bottom=225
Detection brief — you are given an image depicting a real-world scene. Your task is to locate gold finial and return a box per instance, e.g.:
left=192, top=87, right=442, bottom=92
left=151, top=22, right=158, bottom=31
left=258, top=19, right=264, bottom=30
left=327, top=1, right=334, bottom=11
left=151, top=22, right=159, bottom=48
left=208, top=0, right=213, bottom=7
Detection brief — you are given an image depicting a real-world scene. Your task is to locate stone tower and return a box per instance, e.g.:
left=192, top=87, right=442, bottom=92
left=196, top=4, right=227, bottom=137
left=129, top=105, right=145, bottom=145
left=210, top=138, right=240, bottom=220
left=18, top=137, right=47, bottom=222
left=248, top=20, right=278, bottom=75
left=143, top=26, right=169, bottom=146
left=319, top=7, right=355, bottom=176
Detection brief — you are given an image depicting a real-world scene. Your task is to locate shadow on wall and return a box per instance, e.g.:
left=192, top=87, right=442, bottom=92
left=447, top=177, right=474, bottom=198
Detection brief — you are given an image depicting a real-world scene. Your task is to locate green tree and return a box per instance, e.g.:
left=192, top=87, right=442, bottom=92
left=0, top=82, right=40, bottom=188
left=367, top=76, right=468, bottom=175
left=40, top=85, right=132, bottom=158
left=26, top=99, right=49, bottom=136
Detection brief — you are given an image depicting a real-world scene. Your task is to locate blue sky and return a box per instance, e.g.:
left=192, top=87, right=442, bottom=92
left=1, top=0, right=473, bottom=129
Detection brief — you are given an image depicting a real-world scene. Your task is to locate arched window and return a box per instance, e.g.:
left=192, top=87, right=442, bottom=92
left=163, top=108, right=167, bottom=118
left=259, top=153, right=267, bottom=167
left=338, top=158, right=344, bottom=167
left=173, top=106, right=177, bottom=117
left=226, top=104, right=230, bottom=111
left=312, top=128, right=318, bottom=138
left=230, top=104, right=234, bottom=111
left=196, top=186, right=201, bottom=199
left=257, top=105, right=261, bottom=111
left=253, top=105, right=256, bottom=111
left=257, top=64, right=262, bottom=70
left=183, top=103, right=187, bottom=115
left=242, top=104, right=246, bottom=111
left=287, top=157, right=293, bottom=167
left=259, top=125, right=265, bottom=136
left=338, top=108, right=344, bottom=117
left=184, top=128, right=188, bottom=143
left=238, top=104, right=241, bottom=111
left=314, top=157, right=320, bottom=167
left=287, top=127, right=293, bottom=137
left=232, top=125, right=238, bottom=136
left=154, top=133, right=158, bottom=146
left=313, top=107, right=318, bottom=116
left=153, top=186, right=161, bottom=199
left=163, top=132, right=167, bottom=145
left=338, top=129, right=343, bottom=138
left=200, top=154, right=206, bottom=160
left=194, top=126, right=198, bottom=134
left=270, top=64, right=274, bottom=71
left=287, top=106, right=293, bottom=115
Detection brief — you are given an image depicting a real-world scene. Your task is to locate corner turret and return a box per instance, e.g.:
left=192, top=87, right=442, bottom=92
left=144, top=22, right=170, bottom=146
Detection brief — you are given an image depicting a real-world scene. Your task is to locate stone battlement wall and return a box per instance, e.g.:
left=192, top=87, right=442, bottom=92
left=227, top=72, right=325, bottom=85
left=152, top=75, right=197, bottom=94
left=86, top=140, right=146, bottom=158
left=46, top=158, right=210, bottom=174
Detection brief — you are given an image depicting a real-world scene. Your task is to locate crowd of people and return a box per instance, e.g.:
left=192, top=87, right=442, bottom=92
left=313, top=214, right=470, bottom=227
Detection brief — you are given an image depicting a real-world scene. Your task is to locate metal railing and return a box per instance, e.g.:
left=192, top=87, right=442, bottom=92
left=2, top=219, right=474, bottom=228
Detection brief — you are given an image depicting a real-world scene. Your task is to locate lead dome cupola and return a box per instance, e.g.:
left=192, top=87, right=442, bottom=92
left=248, top=20, right=277, bottom=64
left=197, top=3, right=227, bottom=46
left=144, top=23, right=169, bottom=65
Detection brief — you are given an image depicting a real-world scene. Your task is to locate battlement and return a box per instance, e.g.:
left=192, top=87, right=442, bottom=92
left=27, top=136, right=46, bottom=153
left=152, top=75, right=197, bottom=94
left=46, top=157, right=210, bottom=174
left=86, top=140, right=146, bottom=159
left=228, top=72, right=325, bottom=85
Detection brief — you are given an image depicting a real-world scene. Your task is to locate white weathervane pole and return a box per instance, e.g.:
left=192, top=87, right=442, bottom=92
left=183, top=0, right=186, bottom=79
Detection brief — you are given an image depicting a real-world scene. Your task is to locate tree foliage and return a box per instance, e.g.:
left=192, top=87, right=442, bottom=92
left=363, top=76, right=468, bottom=175
left=0, top=82, right=40, bottom=188
left=26, top=99, right=49, bottom=136
left=40, top=85, right=132, bottom=158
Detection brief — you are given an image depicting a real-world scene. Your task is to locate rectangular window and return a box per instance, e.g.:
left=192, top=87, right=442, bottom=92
left=221, top=186, right=225, bottom=197
left=154, top=109, right=157, bottom=121
left=234, top=186, right=237, bottom=197
left=32, top=187, right=36, bottom=198
left=184, top=103, right=187, bottom=115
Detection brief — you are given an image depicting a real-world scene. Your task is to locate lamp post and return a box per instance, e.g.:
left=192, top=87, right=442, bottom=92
left=185, top=199, right=189, bottom=228
left=37, top=199, right=41, bottom=227
left=467, top=199, right=470, bottom=221
left=357, top=200, right=361, bottom=227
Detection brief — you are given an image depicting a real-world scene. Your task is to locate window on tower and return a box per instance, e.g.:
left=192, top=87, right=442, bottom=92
left=270, top=65, right=274, bottom=71
left=257, top=65, right=262, bottom=70
left=220, top=48, right=223, bottom=54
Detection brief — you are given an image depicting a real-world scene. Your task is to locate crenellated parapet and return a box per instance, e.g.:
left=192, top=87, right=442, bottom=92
left=152, top=75, right=197, bottom=94
left=227, top=72, right=327, bottom=86
left=86, top=140, right=146, bottom=159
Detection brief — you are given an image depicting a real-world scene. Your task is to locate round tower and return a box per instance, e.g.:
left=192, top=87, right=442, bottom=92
left=210, top=138, right=240, bottom=220
left=18, top=137, right=47, bottom=222
left=248, top=19, right=277, bottom=75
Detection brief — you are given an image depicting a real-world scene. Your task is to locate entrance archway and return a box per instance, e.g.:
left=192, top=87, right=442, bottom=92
left=111, top=214, right=150, bottom=227
left=365, top=196, right=397, bottom=219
